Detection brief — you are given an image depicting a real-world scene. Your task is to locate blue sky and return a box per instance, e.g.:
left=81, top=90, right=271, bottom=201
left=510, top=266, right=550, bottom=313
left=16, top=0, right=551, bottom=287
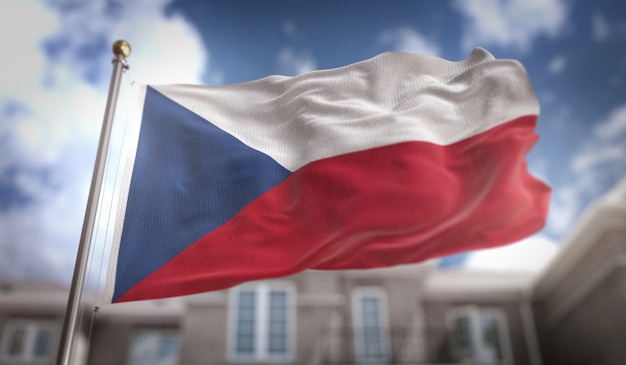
left=1, top=0, right=625, bottom=284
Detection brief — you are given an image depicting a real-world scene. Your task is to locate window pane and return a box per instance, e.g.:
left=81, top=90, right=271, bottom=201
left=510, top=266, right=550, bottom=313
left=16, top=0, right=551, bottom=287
left=238, top=307, right=255, bottom=321
left=158, top=335, right=178, bottom=363
left=267, top=290, right=288, bottom=355
left=231, top=286, right=293, bottom=359
left=129, top=332, right=178, bottom=365
left=7, top=327, right=26, bottom=357
left=269, top=321, right=287, bottom=336
left=268, top=335, right=287, bottom=354
left=362, top=313, right=380, bottom=328
left=480, top=315, right=504, bottom=362
left=237, top=321, right=255, bottom=335
left=357, top=296, right=386, bottom=361
left=236, top=291, right=256, bottom=355
left=239, top=292, right=256, bottom=307
left=270, top=292, right=286, bottom=307
left=451, top=316, right=474, bottom=359
left=33, top=328, right=52, bottom=358
left=236, top=336, right=255, bottom=354
left=362, top=298, right=378, bottom=314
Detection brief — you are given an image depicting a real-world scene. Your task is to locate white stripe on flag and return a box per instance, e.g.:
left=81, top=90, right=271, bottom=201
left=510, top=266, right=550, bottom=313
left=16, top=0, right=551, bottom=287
left=152, top=48, right=539, bottom=172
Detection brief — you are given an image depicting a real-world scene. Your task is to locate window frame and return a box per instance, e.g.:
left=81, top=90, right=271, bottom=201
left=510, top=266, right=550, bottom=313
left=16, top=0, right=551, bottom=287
left=446, top=306, right=514, bottom=365
left=227, top=281, right=296, bottom=363
left=351, top=287, right=390, bottom=364
left=0, top=320, right=58, bottom=363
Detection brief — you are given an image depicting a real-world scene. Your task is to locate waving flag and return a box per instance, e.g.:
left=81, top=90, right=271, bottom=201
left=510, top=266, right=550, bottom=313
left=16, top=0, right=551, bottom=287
left=105, top=48, right=550, bottom=303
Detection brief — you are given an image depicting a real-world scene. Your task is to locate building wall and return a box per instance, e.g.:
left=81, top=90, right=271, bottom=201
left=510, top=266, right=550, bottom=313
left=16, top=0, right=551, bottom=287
left=87, top=298, right=183, bottom=365
left=87, top=321, right=134, bottom=365
left=0, top=283, right=88, bottom=365
left=170, top=269, right=431, bottom=365
left=422, top=298, right=532, bottom=365
left=171, top=272, right=342, bottom=365
left=177, top=292, right=228, bottom=365
left=334, top=274, right=428, bottom=364
left=534, top=228, right=626, bottom=365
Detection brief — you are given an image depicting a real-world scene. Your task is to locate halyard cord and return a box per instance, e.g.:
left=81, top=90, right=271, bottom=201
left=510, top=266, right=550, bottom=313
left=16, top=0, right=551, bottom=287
left=94, top=71, right=134, bottom=308
left=81, top=70, right=135, bottom=349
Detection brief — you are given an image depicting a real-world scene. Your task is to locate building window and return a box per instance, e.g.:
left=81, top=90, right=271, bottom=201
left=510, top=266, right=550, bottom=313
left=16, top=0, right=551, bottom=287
left=128, top=330, right=179, bottom=365
left=0, top=321, right=57, bottom=362
left=229, top=282, right=295, bottom=362
left=352, top=288, right=389, bottom=364
left=447, top=306, right=513, bottom=365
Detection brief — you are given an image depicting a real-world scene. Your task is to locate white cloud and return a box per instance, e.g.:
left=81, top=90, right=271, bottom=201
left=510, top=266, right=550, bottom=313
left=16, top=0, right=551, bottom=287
left=378, top=27, right=440, bottom=56
left=0, top=0, right=208, bottom=283
left=44, top=0, right=207, bottom=86
left=0, top=0, right=59, bottom=102
left=547, top=185, right=582, bottom=235
left=277, top=48, right=317, bottom=76
left=547, top=55, right=567, bottom=74
left=592, top=13, right=611, bottom=42
left=574, top=104, right=626, bottom=176
left=455, top=0, right=568, bottom=52
left=592, top=103, right=626, bottom=140
left=464, top=235, right=558, bottom=273
left=572, top=145, right=625, bottom=174
left=0, top=164, right=89, bottom=281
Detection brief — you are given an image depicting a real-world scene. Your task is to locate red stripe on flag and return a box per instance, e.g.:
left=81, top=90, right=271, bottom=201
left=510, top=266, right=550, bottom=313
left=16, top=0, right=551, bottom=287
left=116, top=115, right=549, bottom=302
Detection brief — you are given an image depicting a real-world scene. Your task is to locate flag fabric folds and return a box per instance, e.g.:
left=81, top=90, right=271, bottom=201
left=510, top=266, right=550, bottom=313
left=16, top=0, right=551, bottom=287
left=105, top=48, right=550, bottom=303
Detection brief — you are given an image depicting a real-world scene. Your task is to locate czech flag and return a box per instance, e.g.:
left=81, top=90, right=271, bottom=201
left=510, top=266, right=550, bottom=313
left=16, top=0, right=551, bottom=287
left=105, top=48, right=550, bottom=303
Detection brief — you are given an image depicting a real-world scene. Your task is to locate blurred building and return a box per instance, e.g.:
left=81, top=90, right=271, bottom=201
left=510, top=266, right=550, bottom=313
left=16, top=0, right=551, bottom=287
left=1, top=178, right=624, bottom=365
left=0, top=281, right=89, bottom=365
left=532, top=177, right=626, bottom=365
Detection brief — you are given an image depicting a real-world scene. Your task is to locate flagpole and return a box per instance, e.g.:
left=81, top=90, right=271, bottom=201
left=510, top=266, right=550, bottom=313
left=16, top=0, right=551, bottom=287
left=56, top=40, right=131, bottom=365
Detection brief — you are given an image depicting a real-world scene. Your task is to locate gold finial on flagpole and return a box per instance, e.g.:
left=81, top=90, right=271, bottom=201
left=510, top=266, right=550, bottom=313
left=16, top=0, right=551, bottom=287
left=112, top=39, right=131, bottom=58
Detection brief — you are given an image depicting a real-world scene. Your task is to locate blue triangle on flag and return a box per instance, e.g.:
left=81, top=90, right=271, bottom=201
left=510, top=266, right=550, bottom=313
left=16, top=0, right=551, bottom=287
left=113, top=86, right=291, bottom=301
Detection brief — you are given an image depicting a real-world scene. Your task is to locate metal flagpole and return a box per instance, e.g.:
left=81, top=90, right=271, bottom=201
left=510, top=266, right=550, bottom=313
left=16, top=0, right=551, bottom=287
left=56, top=40, right=131, bottom=365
